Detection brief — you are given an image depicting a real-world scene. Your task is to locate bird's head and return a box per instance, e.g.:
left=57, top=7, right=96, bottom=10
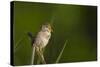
left=41, top=23, right=53, bottom=33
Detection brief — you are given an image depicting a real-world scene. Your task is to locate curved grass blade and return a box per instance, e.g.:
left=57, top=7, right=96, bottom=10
left=14, top=35, right=26, bottom=53
left=55, top=40, right=68, bottom=63
left=14, top=32, right=29, bottom=53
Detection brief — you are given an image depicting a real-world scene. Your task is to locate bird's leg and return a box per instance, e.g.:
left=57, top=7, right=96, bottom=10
left=42, top=48, right=45, bottom=54
left=36, top=47, right=46, bottom=64
left=36, top=48, right=45, bottom=64
left=37, top=48, right=42, bottom=64
left=40, top=48, right=46, bottom=63
left=36, top=47, right=41, bottom=64
left=39, top=48, right=46, bottom=64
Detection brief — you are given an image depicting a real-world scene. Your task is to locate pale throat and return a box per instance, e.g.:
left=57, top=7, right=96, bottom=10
left=41, top=28, right=51, bottom=39
left=42, top=28, right=51, bottom=33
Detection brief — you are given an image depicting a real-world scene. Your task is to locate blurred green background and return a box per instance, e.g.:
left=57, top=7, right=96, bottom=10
left=12, top=1, right=97, bottom=66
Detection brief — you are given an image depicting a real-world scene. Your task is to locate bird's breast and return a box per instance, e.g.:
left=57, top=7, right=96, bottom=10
left=41, top=32, right=51, bottom=47
left=35, top=31, right=51, bottom=48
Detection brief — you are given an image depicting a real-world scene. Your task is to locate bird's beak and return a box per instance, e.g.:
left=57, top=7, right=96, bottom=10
left=46, top=23, right=53, bottom=32
left=51, top=28, right=53, bottom=32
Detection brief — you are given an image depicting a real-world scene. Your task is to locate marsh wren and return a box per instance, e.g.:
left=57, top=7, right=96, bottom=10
left=34, top=23, right=53, bottom=49
left=28, top=23, right=53, bottom=64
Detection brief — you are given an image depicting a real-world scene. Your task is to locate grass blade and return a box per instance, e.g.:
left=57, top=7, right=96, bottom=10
left=14, top=35, right=26, bottom=53
left=31, top=47, right=35, bottom=65
left=55, top=40, right=68, bottom=63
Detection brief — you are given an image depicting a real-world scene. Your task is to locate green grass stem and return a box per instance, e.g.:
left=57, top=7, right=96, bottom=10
left=55, top=40, right=68, bottom=63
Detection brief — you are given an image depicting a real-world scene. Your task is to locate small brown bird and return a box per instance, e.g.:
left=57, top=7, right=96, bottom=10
left=34, top=23, right=52, bottom=49
left=28, top=23, right=53, bottom=64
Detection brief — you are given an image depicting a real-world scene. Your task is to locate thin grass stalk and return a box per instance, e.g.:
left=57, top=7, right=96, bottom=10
left=55, top=40, right=68, bottom=63
left=14, top=35, right=26, bottom=53
left=31, top=47, right=35, bottom=65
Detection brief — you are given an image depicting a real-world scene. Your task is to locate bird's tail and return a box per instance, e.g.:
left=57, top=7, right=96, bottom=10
left=27, top=32, right=35, bottom=46
left=27, top=32, right=33, bottom=40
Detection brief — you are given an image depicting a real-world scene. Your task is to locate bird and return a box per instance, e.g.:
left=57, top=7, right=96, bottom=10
left=28, top=23, right=53, bottom=64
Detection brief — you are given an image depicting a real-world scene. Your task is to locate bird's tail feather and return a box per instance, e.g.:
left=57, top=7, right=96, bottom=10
left=27, top=32, right=35, bottom=46
left=27, top=32, right=33, bottom=40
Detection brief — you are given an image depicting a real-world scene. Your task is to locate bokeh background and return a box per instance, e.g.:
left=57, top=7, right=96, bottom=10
left=12, top=1, right=97, bottom=66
